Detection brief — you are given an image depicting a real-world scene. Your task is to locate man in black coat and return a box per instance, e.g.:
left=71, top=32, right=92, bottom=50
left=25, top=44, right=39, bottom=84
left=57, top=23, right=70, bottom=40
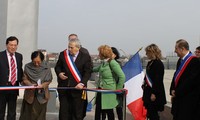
left=170, top=39, right=200, bottom=120
left=55, top=38, right=92, bottom=120
left=68, top=33, right=91, bottom=119
left=0, top=36, right=23, bottom=120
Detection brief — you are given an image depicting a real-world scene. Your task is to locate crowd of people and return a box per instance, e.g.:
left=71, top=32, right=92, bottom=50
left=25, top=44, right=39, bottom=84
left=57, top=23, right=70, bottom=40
left=0, top=35, right=200, bottom=120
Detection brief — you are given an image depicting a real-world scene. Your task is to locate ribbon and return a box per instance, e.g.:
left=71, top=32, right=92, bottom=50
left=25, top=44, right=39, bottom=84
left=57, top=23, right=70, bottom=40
left=0, top=86, right=126, bottom=94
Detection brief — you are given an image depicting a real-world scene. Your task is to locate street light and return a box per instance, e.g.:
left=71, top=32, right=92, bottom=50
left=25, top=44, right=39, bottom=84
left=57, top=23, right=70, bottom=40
left=119, top=49, right=130, bottom=59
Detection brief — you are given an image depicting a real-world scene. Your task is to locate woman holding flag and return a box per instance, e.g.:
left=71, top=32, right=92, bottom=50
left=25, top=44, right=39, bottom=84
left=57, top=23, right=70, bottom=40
left=142, top=44, right=166, bottom=120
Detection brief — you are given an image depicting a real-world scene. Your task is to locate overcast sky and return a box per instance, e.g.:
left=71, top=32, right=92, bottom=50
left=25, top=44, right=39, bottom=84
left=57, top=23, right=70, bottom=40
left=38, top=0, right=200, bottom=57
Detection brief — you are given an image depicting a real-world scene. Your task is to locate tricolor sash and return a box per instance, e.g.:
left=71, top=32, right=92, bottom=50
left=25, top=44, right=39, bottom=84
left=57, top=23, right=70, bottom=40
left=64, top=50, right=81, bottom=83
left=145, top=73, right=153, bottom=88
left=174, top=53, right=195, bottom=87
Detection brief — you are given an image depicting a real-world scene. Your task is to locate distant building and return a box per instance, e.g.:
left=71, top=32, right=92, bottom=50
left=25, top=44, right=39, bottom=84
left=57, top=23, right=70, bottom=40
left=47, top=53, right=59, bottom=62
left=141, top=56, right=178, bottom=70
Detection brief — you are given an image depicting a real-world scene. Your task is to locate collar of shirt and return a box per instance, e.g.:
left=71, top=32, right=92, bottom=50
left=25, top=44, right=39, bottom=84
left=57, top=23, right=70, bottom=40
left=73, top=51, right=79, bottom=61
left=74, top=51, right=79, bottom=57
left=6, top=50, right=15, bottom=58
left=182, top=51, right=190, bottom=60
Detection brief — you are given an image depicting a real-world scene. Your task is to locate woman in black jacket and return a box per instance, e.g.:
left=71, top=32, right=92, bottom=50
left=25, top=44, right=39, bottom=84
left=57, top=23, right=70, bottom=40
left=142, top=44, right=167, bottom=120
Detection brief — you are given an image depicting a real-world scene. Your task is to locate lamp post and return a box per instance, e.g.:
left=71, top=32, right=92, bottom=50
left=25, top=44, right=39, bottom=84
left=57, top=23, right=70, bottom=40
left=120, top=49, right=130, bottom=59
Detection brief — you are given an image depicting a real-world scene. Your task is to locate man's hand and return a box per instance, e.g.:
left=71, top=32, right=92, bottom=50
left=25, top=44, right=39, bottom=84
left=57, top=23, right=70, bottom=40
left=171, top=90, right=176, bottom=103
left=171, top=90, right=175, bottom=97
left=59, top=72, right=68, bottom=80
left=75, top=83, right=84, bottom=89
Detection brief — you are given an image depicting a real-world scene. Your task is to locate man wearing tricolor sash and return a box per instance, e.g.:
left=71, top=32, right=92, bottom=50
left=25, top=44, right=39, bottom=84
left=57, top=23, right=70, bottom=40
left=55, top=38, right=92, bottom=120
left=170, top=39, right=200, bottom=120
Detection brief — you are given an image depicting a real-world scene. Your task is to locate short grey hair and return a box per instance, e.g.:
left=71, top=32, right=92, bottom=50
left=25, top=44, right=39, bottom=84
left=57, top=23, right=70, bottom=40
left=69, top=39, right=81, bottom=48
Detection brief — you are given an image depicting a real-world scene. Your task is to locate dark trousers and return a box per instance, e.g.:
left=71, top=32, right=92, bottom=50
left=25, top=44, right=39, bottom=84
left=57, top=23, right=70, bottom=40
left=101, top=94, right=123, bottom=120
left=0, top=93, right=17, bottom=120
left=116, top=93, right=123, bottom=120
left=101, top=106, right=123, bottom=120
left=116, top=106, right=123, bottom=120
left=95, top=92, right=114, bottom=120
left=58, top=90, right=84, bottom=120
left=147, top=104, right=159, bottom=120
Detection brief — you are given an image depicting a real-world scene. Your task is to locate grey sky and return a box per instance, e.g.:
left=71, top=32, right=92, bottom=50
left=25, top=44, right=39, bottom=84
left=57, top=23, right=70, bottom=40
left=38, top=0, right=200, bottom=57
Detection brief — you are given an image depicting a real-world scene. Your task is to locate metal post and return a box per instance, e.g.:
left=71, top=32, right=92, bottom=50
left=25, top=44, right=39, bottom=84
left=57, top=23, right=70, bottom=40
left=122, top=89, right=127, bottom=120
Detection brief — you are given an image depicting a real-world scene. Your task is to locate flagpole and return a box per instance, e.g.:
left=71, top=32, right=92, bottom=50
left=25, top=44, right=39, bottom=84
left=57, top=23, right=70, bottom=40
left=137, top=47, right=143, bottom=53
left=131, top=47, right=143, bottom=58
left=124, top=47, right=143, bottom=64
left=122, top=89, right=127, bottom=120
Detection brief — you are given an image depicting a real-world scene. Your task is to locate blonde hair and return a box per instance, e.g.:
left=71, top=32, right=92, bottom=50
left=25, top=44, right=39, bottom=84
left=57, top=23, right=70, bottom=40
left=145, top=44, right=162, bottom=59
left=98, top=45, right=113, bottom=59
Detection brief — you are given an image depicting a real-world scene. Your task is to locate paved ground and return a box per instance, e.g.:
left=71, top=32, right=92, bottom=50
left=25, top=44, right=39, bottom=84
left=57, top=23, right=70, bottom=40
left=13, top=69, right=174, bottom=120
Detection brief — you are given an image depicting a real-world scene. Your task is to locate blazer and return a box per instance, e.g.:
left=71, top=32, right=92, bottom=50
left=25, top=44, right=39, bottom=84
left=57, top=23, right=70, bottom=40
left=142, top=59, right=166, bottom=111
left=170, top=57, right=200, bottom=120
left=93, top=59, right=125, bottom=109
left=0, top=50, right=23, bottom=94
left=55, top=49, right=93, bottom=94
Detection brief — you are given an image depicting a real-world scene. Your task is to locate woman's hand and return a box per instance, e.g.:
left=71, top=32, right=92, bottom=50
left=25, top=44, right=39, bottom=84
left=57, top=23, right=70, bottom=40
left=37, top=84, right=43, bottom=88
left=150, top=93, right=156, bottom=101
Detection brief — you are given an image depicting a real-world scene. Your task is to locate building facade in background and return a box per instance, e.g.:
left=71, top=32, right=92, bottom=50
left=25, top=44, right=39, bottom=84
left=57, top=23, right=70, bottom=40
left=0, top=0, right=39, bottom=64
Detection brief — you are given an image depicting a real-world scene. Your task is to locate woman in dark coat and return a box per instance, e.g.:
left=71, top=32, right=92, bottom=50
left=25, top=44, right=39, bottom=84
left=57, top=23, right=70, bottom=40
left=142, top=44, right=166, bottom=120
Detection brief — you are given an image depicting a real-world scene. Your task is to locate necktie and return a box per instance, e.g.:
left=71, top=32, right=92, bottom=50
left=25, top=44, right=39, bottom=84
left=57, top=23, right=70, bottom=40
left=70, top=54, right=76, bottom=62
left=10, top=54, right=16, bottom=85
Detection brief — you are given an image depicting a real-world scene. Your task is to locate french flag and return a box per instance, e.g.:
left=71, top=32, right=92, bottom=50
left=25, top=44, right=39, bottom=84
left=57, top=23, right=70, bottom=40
left=122, top=52, right=147, bottom=120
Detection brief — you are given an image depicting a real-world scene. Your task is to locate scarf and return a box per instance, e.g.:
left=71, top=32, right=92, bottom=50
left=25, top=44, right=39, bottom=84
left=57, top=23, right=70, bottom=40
left=24, top=61, right=52, bottom=83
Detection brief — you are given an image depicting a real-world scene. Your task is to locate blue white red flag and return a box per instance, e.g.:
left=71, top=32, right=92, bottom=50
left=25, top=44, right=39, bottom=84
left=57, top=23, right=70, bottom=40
left=122, top=52, right=147, bottom=120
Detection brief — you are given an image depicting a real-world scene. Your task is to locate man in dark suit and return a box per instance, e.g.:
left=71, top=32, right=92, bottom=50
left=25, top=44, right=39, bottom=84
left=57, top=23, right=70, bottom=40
left=68, top=33, right=91, bottom=119
left=0, top=36, right=23, bottom=120
left=55, top=38, right=92, bottom=120
left=170, top=39, right=200, bottom=120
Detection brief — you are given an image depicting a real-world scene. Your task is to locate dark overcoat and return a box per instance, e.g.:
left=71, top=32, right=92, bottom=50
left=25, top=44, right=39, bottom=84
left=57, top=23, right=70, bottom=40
left=143, top=59, right=167, bottom=111
left=170, top=57, right=200, bottom=120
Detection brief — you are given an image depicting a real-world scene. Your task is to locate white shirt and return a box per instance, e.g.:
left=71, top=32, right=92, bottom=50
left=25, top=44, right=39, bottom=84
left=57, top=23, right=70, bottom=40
left=6, top=51, right=18, bottom=82
left=182, top=51, right=190, bottom=61
left=73, top=51, right=79, bottom=62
